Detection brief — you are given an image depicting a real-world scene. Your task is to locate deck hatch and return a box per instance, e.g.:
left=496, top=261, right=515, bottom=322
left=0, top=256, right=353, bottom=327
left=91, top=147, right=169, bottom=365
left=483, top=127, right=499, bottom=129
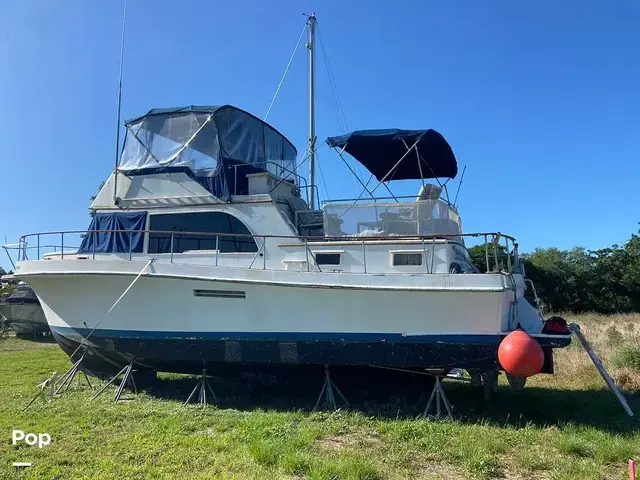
left=193, top=289, right=246, bottom=299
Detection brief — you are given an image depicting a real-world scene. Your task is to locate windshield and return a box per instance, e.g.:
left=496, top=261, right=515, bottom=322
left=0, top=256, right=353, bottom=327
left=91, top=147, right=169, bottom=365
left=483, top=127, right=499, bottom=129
left=323, top=199, right=462, bottom=237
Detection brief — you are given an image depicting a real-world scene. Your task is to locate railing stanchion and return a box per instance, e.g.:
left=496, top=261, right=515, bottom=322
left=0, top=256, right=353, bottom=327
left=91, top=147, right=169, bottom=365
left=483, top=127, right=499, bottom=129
left=170, top=233, right=174, bottom=263
left=37, top=234, right=40, bottom=260
left=493, top=235, right=499, bottom=271
left=215, top=235, right=219, bottom=266
left=421, top=238, right=428, bottom=273
left=234, top=166, right=237, bottom=195
left=61, top=232, right=64, bottom=260
left=305, top=238, right=310, bottom=271
left=362, top=239, right=367, bottom=273
left=129, top=231, right=133, bottom=261
left=263, top=236, right=266, bottom=270
left=92, top=233, right=96, bottom=260
left=483, top=234, right=490, bottom=273
left=428, top=237, right=435, bottom=273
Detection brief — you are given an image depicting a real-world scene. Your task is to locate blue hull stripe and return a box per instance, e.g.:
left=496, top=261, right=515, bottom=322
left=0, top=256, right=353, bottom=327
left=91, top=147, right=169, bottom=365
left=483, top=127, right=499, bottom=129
left=51, top=326, right=503, bottom=344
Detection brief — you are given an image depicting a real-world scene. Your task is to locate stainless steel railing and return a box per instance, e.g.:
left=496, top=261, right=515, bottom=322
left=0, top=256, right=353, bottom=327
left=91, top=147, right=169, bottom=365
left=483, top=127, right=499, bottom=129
left=15, top=229, right=519, bottom=274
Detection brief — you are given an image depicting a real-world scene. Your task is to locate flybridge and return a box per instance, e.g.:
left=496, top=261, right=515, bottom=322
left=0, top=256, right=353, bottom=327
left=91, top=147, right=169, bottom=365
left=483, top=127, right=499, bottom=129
left=117, top=105, right=297, bottom=201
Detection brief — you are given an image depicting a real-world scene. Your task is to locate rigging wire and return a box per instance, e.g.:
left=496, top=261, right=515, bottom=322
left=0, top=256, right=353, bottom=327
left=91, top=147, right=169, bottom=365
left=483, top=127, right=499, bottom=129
left=317, top=21, right=373, bottom=200
left=453, top=165, right=467, bottom=207
left=315, top=150, right=330, bottom=205
left=316, top=22, right=348, bottom=134
left=264, top=23, right=307, bottom=121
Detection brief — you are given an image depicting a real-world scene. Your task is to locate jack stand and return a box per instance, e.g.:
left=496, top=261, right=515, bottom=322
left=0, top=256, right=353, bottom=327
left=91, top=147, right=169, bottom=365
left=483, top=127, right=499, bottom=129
left=422, top=376, right=453, bottom=419
left=313, top=365, right=349, bottom=411
left=54, top=354, right=93, bottom=395
left=23, top=372, right=57, bottom=411
left=91, top=360, right=137, bottom=402
left=570, top=323, right=634, bottom=417
left=184, top=366, right=218, bottom=407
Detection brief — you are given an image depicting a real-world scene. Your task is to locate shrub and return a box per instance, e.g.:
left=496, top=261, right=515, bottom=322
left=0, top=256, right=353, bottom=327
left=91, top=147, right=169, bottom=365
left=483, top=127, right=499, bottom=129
left=614, top=345, right=640, bottom=371
left=605, top=326, right=624, bottom=346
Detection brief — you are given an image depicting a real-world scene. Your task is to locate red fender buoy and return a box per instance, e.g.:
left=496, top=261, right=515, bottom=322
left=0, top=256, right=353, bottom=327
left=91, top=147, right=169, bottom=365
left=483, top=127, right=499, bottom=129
left=498, top=329, right=544, bottom=377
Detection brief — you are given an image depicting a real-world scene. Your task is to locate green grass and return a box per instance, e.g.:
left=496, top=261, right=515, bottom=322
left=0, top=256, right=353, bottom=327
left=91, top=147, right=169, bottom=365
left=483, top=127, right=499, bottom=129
left=614, top=345, right=640, bottom=371
left=1, top=318, right=640, bottom=479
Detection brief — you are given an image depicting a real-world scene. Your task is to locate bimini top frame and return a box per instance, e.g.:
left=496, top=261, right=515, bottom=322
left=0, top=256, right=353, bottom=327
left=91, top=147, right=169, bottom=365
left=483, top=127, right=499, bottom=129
left=326, top=129, right=457, bottom=185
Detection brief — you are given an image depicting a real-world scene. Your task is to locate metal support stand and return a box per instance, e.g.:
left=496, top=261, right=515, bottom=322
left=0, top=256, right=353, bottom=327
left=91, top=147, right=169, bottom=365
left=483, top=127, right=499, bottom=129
left=23, top=373, right=57, bottom=411
left=53, top=354, right=92, bottom=395
left=422, top=376, right=453, bottom=419
left=313, top=365, right=349, bottom=411
left=91, top=361, right=137, bottom=402
left=570, top=323, right=634, bottom=417
left=184, top=367, right=218, bottom=407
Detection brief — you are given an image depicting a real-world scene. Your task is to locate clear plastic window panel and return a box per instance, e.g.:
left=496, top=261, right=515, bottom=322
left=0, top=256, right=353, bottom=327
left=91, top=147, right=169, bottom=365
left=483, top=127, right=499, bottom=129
left=118, top=113, right=220, bottom=177
left=322, top=200, right=462, bottom=237
left=216, top=108, right=296, bottom=179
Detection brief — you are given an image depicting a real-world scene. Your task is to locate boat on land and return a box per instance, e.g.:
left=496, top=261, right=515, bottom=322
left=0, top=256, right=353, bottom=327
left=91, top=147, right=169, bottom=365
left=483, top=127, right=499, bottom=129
left=13, top=14, right=570, bottom=383
left=0, top=276, right=50, bottom=337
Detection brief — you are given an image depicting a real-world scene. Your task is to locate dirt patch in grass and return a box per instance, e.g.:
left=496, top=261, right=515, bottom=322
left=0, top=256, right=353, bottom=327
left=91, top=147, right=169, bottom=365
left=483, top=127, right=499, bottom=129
left=412, top=456, right=465, bottom=479
left=316, top=431, right=381, bottom=452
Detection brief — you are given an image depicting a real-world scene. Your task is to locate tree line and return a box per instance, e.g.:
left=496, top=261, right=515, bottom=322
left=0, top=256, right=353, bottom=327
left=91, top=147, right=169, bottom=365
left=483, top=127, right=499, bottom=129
left=469, top=228, right=640, bottom=314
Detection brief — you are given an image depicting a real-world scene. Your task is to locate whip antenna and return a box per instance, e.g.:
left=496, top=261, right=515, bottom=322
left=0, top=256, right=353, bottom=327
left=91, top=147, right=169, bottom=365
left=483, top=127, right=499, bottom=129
left=113, top=0, right=128, bottom=204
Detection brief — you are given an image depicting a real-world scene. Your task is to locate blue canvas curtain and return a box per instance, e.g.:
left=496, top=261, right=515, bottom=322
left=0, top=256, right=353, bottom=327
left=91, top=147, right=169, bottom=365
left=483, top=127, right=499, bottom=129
left=119, top=106, right=297, bottom=201
left=78, top=211, right=147, bottom=254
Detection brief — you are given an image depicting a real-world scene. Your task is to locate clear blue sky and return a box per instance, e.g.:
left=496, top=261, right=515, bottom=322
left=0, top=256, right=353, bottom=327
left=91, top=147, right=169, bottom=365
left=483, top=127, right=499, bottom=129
left=1, top=0, right=638, bottom=270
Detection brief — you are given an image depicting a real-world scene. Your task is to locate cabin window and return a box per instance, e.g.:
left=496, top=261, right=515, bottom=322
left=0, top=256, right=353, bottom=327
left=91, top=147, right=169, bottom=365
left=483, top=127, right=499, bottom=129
left=148, top=212, right=257, bottom=254
left=392, top=252, right=423, bottom=266
left=315, top=253, right=341, bottom=265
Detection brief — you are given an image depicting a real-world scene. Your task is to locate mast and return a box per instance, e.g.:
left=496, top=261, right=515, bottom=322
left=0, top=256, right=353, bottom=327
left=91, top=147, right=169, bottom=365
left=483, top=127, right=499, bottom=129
left=307, top=13, right=317, bottom=210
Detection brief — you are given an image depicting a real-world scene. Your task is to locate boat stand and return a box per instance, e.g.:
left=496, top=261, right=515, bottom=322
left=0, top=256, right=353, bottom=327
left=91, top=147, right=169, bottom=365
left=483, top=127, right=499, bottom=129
left=53, top=354, right=93, bottom=395
left=570, top=323, right=634, bottom=417
left=422, top=376, right=453, bottom=419
left=91, top=360, right=137, bottom=402
left=23, top=373, right=57, bottom=411
left=313, top=365, right=349, bottom=411
left=184, top=366, right=218, bottom=407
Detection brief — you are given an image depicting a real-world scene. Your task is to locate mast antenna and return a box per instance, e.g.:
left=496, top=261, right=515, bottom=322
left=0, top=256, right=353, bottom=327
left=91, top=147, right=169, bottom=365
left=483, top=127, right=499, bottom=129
left=306, top=13, right=317, bottom=209
left=113, top=0, right=128, bottom=205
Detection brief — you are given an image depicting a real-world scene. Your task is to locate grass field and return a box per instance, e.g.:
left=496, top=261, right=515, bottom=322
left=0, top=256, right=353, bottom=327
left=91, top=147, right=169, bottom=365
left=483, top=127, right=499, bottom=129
left=1, top=313, right=639, bottom=479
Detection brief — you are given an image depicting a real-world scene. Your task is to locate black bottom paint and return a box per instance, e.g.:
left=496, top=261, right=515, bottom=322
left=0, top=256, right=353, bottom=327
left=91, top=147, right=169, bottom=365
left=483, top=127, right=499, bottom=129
left=51, top=328, right=568, bottom=377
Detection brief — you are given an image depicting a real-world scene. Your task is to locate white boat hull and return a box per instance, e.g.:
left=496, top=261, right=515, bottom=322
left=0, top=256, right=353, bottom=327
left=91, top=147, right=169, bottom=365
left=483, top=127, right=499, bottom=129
left=16, top=259, right=570, bottom=374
